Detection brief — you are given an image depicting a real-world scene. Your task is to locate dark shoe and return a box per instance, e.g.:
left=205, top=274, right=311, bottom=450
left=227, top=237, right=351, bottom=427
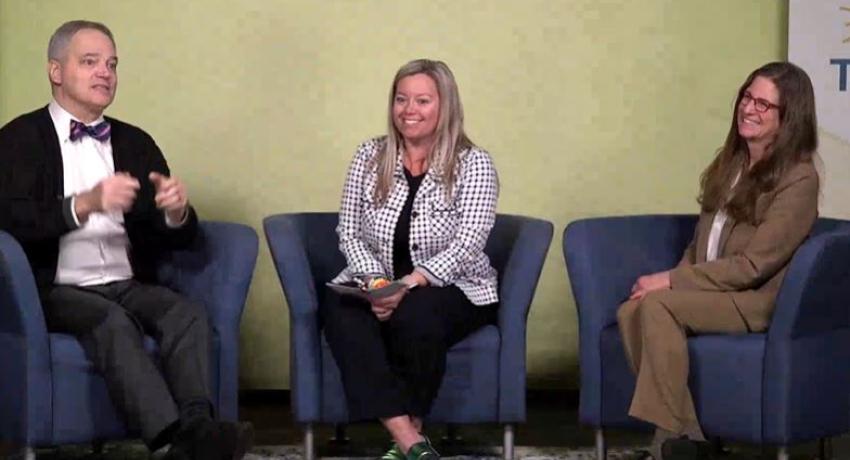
left=661, top=437, right=712, bottom=460
left=225, top=421, right=254, bottom=460
left=160, top=443, right=192, bottom=460
left=169, top=420, right=254, bottom=460
left=627, top=449, right=655, bottom=460
left=406, top=437, right=439, bottom=460
left=381, top=442, right=406, bottom=460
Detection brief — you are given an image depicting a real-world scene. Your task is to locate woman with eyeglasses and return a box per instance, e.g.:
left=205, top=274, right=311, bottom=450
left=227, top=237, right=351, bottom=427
left=616, top=62, right=820, bottom=460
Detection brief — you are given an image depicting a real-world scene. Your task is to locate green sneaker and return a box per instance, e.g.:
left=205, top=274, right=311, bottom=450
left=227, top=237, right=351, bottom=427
left=406, top=437, right=439, bottom=460
left=381, top=442, right=406, bottom=460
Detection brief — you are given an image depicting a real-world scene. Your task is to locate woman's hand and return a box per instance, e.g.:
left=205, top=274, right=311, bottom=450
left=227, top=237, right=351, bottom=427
left=371, top=288, right=406, bottom=321
left=369, top=272, right=428, bottom=321
left=402, top=271, right=428, bottom=288
left=629, top=270, right=671, bottom=300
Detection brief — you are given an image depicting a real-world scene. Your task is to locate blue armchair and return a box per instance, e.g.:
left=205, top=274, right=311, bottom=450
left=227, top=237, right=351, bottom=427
left=264, top=212, right=552, bottom=460
left=563, top=215, right=850, bottom=460
left=0, top=222, right=258, bottom=455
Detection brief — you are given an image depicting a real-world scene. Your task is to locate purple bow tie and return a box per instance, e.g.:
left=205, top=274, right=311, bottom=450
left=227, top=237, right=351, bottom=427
left=69, top=119, right=111, bottom=142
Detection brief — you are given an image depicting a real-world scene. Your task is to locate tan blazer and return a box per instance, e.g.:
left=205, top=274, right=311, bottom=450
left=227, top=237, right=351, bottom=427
left=669, top=160, right=819, bottom=332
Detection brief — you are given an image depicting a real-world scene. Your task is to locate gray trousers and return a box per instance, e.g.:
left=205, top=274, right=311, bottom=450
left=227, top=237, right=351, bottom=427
left=42, top=280, right=212, bottom=445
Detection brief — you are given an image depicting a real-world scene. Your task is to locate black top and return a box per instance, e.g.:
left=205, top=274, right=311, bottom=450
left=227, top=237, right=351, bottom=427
left=392, top=167, right=426, bottom=280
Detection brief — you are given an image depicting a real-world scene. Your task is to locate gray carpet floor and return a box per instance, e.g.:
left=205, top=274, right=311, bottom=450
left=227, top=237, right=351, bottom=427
left=22, top=443, right=643, bottom=459
left=9, top=393, right=850, bottom=459
left=20, top=438, right=850, bottom=459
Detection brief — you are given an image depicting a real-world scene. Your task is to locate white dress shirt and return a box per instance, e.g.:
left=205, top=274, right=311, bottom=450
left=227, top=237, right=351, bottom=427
left=706, top=171, right=742, bottom=262
left=48, top=100, right=134, bottom=286
left=705, top=210, right=728, bottom=262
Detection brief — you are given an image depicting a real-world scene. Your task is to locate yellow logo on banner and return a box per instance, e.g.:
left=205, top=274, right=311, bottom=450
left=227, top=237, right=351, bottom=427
left=844, top=6, right=850, bottom=43
left=836, top=5, right=850, bottom=90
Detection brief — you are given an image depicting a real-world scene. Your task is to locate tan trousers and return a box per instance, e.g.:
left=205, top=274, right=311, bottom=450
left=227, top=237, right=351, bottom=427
left=617, top=290, right=749, bottom=434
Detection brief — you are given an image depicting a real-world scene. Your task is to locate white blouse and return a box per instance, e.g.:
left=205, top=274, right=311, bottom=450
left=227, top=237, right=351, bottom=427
left=706, top=171, right=742, bottom=262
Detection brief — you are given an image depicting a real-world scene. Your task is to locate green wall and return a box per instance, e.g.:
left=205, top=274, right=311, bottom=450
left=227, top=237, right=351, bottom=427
left=0, top=1, right=787, bottom=389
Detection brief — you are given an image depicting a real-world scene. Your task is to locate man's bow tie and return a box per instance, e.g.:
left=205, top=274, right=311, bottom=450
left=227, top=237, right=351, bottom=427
left=69, top=119, right=111, bottom=142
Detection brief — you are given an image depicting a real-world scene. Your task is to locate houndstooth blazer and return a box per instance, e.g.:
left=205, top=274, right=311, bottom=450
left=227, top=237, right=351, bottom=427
left=332, top=137, right=500, bottom=305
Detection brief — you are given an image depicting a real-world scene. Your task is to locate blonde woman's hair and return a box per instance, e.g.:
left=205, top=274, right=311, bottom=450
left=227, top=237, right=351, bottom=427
left=373, top=59, right=473, bottom=204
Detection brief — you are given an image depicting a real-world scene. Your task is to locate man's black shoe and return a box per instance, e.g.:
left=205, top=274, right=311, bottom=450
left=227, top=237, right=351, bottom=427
left=165, top=420, right=254, bottom=460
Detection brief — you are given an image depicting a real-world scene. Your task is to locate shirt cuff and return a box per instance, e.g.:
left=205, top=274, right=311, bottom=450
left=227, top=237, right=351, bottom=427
left=63, top=196, right=81, bottom=229
left=414, top=266, right=445, bottom=287
left=164, top=207, right=189, bottom=228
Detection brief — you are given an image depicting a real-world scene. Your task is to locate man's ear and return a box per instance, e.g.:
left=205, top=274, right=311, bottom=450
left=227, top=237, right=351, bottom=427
left=48, top=59, right=62, bottom=86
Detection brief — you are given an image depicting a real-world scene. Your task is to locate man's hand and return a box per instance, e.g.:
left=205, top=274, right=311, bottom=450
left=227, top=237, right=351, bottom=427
left=629, top=270, right=672, bottom=300
left=75, top=172, right=140, bottom=223
left=149, top=172, right=189, bottom=223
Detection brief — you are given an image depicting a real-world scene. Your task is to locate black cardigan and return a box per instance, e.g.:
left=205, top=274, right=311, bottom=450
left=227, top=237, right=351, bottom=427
left=0, top=106, right=198, bottom=294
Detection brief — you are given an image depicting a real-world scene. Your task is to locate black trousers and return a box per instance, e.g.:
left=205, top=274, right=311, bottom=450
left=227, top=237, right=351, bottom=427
left=42, top=280, right=212, bottom=445
left=319, top=285, right=497, bottom=421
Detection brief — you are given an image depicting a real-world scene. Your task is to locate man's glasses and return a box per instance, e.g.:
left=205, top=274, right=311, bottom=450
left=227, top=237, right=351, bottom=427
left=740, top=91, right=781, bottom=113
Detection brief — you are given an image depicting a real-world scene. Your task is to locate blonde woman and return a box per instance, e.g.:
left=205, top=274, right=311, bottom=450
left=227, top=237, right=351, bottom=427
left=321, top=59, right=500, bottom=460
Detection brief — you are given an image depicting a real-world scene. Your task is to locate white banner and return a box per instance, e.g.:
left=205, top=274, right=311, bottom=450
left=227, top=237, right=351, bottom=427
left=789, top=0, right=850, bottom=218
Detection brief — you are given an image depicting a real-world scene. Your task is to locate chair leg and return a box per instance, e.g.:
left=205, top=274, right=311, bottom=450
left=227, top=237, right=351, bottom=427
left=776, top=446, right=789, bottom=460
left=710, top=438, right=730, bottom=456
left=443, top=424, right=462, bottom=444
left=12, top=447, right=36, bottom=460
left=330, top=423, right=349, bottom=444
left=502, top=424, right=514, bottom=460
left=303, top=423, right=315, bottom=460
left=595, top=428, right=606, bottom=460
left=819, top=437, right=832, bottom=460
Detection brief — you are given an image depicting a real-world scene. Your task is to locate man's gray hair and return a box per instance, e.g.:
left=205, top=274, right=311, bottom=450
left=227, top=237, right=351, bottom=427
left=47, top=20, right=115, bottom=61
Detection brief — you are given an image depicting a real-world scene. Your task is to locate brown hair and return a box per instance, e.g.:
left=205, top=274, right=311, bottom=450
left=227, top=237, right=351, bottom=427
left=698, top=62, right=818, bottom=223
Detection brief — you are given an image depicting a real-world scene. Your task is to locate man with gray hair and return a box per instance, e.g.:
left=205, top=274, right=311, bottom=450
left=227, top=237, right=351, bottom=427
left=0, top=20, right=252, bottom=459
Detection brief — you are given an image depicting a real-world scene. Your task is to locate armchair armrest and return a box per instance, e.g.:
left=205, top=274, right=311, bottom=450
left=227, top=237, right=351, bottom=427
left=0, top=231, right=52, bottom=445
left=563, top=214, right=696, bottom=422
left=263, top=214, right=324, bottom=422
left=768, top=228, right=850, bottom=340
left=157, top=221, right=258, bottom=421
left=491, top=215, right=553, bottom=421
left=762, top=227, right=850, bottom=443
